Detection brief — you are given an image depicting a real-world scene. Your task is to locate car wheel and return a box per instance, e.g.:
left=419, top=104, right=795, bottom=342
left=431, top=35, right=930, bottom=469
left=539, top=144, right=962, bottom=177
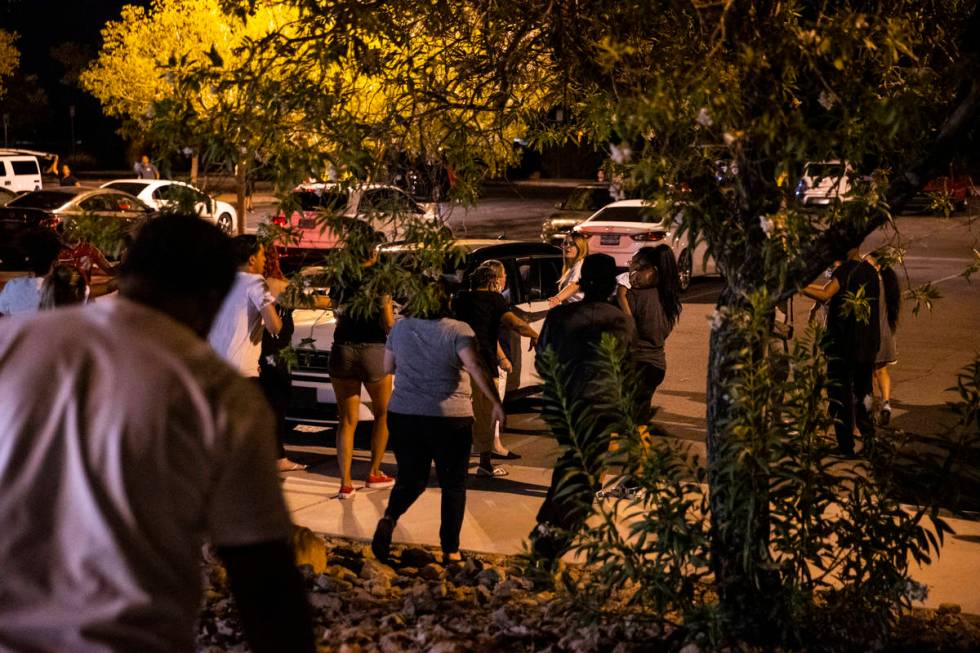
left=677, top=248, right=692, bottom=291
left=217, top=213, right=234, bottom=234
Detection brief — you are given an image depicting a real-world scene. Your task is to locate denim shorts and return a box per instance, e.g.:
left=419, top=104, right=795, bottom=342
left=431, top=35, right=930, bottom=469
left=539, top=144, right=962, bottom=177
left=329, top=342, right=387, bottom=383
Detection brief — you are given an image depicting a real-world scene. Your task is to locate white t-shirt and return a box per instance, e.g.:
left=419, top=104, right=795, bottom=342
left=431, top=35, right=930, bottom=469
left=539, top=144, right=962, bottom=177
left=557, top=259, right=584, bottom=303
left=208, top=271, right=275, bottom=377
left=0, top=276, right=44, bottom=316
left=0, top=297, right=291, bottom=653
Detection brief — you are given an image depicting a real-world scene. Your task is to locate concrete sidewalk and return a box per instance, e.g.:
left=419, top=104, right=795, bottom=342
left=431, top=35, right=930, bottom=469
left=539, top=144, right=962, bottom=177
left=280, top=441, right=980, bottom=615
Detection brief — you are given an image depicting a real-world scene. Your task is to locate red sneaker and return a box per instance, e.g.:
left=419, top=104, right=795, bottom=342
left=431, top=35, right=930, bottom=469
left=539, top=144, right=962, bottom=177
left=365, top=472, right=395, bottom=489
left=337, top=485, right=356, bottom=500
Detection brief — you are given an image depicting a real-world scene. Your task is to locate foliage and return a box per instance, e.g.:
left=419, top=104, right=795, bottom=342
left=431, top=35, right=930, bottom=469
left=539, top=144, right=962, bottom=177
left=60, top=214, right=141, bottom=260
left=539, top=293, right=955, bottom=649
left=0, top=28, right=19, bottom=99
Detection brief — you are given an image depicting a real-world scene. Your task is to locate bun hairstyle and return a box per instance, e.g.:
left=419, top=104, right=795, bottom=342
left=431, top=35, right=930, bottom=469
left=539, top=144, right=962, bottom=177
left=471, top=259, right=505, bottom=291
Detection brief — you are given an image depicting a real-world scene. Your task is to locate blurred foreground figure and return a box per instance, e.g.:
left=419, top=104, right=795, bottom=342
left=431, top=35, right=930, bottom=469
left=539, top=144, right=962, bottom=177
left=0, top=215, right=314, bottom=653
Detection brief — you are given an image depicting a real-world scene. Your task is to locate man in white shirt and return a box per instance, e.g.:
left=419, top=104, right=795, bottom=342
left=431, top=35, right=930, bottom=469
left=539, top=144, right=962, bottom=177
left=208, top=235, right=282, bottom=377
left=0, top=228, right=62, bottom=316
left=0, top=215, right=314, bottom=653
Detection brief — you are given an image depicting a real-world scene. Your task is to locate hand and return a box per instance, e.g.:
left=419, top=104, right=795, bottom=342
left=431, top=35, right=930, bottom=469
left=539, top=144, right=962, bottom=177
left=498, top=356, right=513, bottom=373
left=490, top=402, right=507, bottom=432
left=527, top=336, right=538, bottom=351
left=547, top=296, right=560, bottom=307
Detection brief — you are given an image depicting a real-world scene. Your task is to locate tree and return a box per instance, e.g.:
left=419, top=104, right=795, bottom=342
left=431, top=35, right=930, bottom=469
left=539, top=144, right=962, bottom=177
left=128, top=0, right=980, bottom=643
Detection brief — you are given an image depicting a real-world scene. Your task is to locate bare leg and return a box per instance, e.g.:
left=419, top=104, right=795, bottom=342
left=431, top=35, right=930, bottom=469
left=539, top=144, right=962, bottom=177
left=363, top=375, right=393, bottom=476
left=332, top=377, right=362, bottom=488
left=875, top=366, right=892, bottom=403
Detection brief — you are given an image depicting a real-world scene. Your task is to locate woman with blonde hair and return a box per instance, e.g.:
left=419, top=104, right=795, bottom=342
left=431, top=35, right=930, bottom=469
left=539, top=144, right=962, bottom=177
left=548, top=232, right=588, bottom=306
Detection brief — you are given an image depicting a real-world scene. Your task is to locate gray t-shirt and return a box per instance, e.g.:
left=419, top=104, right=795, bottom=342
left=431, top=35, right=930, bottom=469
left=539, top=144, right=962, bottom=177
left=387, top=317, right=476, bottom=417
left=627, top=286, right=673, bottom=370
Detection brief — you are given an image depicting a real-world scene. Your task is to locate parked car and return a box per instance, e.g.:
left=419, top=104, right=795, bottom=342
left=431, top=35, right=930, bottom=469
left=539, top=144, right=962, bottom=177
left=0, top=187, right=18, bottom=206
left=270, top=182, right=444, bottom=272
left=286, top=239, right=562, bottom=424
left=0, top=152, right=43, bottom=193
left=572, top=199, right=714, bottom=290
left=100, top=179, right=237, bottom=233
left=0, top=187, right=152, bottom=227
left=540, top=183, right=616, bottom=245
left=796, top=160, right=857, bottom=206
left=919, top=168, right=976, bottom=213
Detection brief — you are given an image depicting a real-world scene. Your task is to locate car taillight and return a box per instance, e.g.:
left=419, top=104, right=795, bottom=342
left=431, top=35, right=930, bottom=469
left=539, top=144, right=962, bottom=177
left=630, top=231, right=666, bottom=242
left=41, top=216, right=61, bottom=229
left=271, top=213, right=288, bottom=227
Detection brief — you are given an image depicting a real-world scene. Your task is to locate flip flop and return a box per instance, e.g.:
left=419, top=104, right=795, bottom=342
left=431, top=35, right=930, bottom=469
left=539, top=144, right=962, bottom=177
left=476, top=464, right=509, bottom=477
left=277, top=459, right=308, bottom=472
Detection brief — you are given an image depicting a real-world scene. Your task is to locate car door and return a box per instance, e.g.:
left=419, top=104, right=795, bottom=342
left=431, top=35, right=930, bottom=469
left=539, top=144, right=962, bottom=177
left=502, top=254, right=562, bottom=394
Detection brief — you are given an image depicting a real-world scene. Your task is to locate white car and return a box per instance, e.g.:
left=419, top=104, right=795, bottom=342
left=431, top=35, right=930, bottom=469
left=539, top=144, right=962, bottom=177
left=286, top=239, right=563, bottom=424
left=100, top=179, right=238, bottom=233
left=0, top=152, right=43, bottom=193
left=573, top=199, right=715, bottom=290
left=796, top=161, right=857, bottom=206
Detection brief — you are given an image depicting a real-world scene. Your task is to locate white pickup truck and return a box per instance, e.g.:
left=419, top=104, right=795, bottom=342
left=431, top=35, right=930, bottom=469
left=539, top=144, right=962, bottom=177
left=285, top=239, right=563, bottom=425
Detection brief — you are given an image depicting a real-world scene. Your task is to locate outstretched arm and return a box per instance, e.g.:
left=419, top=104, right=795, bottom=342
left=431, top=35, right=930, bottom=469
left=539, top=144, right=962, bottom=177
left=217, top=539, right=315, bottom=653
left=501, top=311, right=538, bottom=350
left=547, top=281, right=579, bottom=307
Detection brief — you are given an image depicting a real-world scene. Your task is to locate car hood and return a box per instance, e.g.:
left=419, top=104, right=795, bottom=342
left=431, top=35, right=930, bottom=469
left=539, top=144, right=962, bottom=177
left=545, top=209, right=593, bottom=224
left=291, top=308, right=337, bottom=350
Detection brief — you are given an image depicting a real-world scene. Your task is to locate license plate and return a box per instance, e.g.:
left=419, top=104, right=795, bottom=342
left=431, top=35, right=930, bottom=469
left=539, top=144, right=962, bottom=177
left=298, top=216, right=317, bottom=229
left=600, top=234, right=620, bottom=246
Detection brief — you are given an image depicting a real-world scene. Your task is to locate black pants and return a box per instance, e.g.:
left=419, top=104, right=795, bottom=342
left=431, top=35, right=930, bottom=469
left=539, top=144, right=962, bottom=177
left=258, top=364, right=291, bottom=458
left=532, top=414, right=614, bottom=560
left=384, top=412, right=473, bottom=554
left=827, top=357, right=875, bottom=454
left=636, top=362, right=666, bottom=422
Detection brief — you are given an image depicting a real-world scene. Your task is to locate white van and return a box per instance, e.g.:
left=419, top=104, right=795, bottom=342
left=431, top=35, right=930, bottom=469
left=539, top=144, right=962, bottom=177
left=797, top=160, right=855, bottom=206
left=0, top=153, right=43, bottom=193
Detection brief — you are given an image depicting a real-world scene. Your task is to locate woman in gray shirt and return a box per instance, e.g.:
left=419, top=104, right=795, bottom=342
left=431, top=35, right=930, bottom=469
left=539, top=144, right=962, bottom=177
left=617, top=245, right=682, bottom=418
left=371, top=280, right=504, bottom=564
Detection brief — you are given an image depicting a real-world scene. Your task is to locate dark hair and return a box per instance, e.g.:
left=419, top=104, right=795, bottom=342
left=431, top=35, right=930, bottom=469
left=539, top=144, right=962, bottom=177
left=232, top=234, right=261, bottom=266
left=633, top=245, right=682, bottom=328
left=344, top=219, right=386, bottom=262
left=39, top=264, right=87, bottom=309
left=404, top=275, right=453, bottom=319
left=880, top=265, right=900, bottom=331
left=119, top=213, right=236, bottom=299
left=579, top=253, right=618, bottom=300
left=18, top=228, right=62, bottom=276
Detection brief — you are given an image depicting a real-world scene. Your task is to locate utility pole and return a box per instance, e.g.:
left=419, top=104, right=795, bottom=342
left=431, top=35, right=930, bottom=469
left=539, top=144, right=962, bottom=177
left=69, top=105, right=76, bottom=156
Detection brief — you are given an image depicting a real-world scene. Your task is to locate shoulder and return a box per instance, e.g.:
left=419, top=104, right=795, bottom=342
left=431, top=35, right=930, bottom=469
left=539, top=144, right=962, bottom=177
left=442, top=317, right=476, bottom=338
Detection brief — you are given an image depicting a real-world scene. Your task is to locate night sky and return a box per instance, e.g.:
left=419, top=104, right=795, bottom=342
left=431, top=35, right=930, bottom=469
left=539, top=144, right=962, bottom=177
left=1, top=0, right=150, bottom=168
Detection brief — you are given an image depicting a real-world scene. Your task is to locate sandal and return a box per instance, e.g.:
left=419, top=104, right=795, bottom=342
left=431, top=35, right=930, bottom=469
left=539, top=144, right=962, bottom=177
left=491, top=450, right=522, bottom=460
left=277, top=459, right=307, bottom=472
left=476, top=464, right=508, bottom=477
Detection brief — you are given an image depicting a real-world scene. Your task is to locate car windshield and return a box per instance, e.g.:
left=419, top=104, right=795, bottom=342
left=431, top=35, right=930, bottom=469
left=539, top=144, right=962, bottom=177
left=563, top=186, right=612, bottom=211
left=586, top=205, right=662, bottom=223
left=806, top=163, right=843, bottom=179
left=292, top=189, right=346, bottom=212
left=103, top=181, right=150, bottom=196
left=7, top=191, right=73, bottom=210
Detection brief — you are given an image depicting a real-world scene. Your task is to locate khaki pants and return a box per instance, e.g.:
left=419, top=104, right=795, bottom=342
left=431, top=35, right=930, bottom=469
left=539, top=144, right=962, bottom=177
left=470, top=372, right=506, bottom=454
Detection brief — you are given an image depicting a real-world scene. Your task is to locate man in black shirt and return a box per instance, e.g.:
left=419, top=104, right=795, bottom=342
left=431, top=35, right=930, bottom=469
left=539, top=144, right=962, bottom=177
left=804, top=247, right=880, bottom=455
left=530, top=253, right=637, bottom=560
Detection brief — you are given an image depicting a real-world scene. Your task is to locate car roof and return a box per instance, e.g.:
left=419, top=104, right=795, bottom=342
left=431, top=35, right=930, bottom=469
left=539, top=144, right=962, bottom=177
left=293, top=182, right=408, bottom=193
left=598, top=199, right=655, bottom=208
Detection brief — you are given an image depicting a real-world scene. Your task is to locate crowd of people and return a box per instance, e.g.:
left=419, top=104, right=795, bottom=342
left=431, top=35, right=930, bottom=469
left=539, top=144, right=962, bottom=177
left=0, top=207, right=903, bottom=649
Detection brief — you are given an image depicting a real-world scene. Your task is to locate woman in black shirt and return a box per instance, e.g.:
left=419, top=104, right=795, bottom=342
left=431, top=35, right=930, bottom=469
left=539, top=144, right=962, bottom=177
left=453, top=260, right=538, bottom=477
left=329, top=235, right=396, bottom=499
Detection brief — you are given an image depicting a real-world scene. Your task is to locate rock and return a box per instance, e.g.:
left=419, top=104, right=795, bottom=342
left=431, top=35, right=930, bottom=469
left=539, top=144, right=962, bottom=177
left=399, top=566, right=419, bottom=577
left=428, top=640, right=464, bottom=653
left=433, top=580, right=449, bottom=598
left=463, top=557, right=484, bottom=575
left=475, top=584, right=493, bottom=604
left=678, top=644, right=701, bottom=653
left=937, top=603, right=962, bottom=615
left=400, top=546, right=437, bottom=567
left=476, top=567, right=502, bottom=587
left=380, top=632, right=412, bottom=653
left=491, top=606, right=513, bottom=628
left=380, top=612, right=407, bottom=629
left=419, top=562, right=445, bottom=581
left=367, top=578, right=392, bottom=596
left=360, top=559, right=397, bottom=582
left=291, top=526, right=329, bottom=572
left=313, top=575, right=354, bottom=593
left=308, top=593, right=342, bottom=611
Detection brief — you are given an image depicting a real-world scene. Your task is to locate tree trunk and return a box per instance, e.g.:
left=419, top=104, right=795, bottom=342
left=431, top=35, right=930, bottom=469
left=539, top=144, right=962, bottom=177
left=190, top=152, right=199, bottom=186
left=235, top=159, right=247, bottom=235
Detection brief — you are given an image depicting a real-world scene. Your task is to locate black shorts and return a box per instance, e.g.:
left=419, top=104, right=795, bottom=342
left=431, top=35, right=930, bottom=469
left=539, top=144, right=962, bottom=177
left=329, top=342, right=387, bottom=383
